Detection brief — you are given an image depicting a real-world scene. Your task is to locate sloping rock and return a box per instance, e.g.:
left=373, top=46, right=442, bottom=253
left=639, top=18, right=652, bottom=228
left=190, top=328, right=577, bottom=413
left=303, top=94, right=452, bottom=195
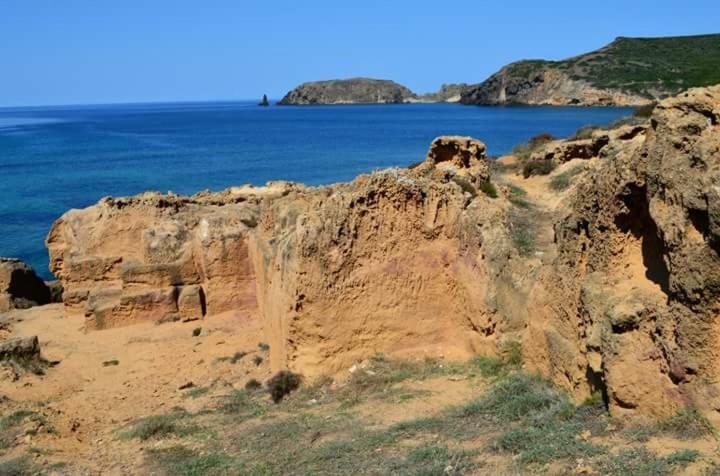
left=0, top=259, right=51, bottom=313
left=525, top=86, right=720, bottom=418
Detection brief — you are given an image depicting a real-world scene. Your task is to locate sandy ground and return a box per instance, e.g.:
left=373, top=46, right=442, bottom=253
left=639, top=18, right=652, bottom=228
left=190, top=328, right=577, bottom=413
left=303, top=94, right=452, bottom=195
left=0, top=305, right=270, bottom=473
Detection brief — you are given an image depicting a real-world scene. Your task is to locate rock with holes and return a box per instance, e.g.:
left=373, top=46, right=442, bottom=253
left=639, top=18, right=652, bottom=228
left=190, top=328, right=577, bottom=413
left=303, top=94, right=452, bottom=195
left=0, top=258, right=51, bottom=313
left=524, top=85, right=720, bottom=418
left=418, top=136, right=490, bottom=187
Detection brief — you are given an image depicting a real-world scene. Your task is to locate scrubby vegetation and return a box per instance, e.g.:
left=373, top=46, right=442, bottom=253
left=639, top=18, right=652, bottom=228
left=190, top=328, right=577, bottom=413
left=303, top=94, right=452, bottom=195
left=549, top=165, right=586, bottom=191
left=522, top=159, right=556, bottom=178
left=477, top=180, right=498, bottom=198
left=106, top=349, right=716, bottom=475
left=505, top=34, right=720, bottom=97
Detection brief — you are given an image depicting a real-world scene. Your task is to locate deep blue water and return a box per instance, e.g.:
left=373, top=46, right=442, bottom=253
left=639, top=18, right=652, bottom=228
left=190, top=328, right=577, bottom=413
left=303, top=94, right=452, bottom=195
left=0, top=101, right=632, bottom=279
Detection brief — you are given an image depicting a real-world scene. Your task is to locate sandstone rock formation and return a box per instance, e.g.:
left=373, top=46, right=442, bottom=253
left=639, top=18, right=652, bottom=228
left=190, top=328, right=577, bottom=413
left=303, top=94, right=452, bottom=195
left=278, top=78, right=416, bottom=105
left=47, top=137, right=525, bottom=376
left=43, top=86, right=720, bottom=420
left=46, top=184, right=299, bottom=329
left=0, top=258, right=51, bottom=313
left=525, top=86, right=720, bottom=418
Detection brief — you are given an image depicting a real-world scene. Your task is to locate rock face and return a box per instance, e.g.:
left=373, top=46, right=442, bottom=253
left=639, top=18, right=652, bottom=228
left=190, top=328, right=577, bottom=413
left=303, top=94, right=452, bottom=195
left=461, top=65, right=650, bottom=107
left=47, top=137, right=523, bottom=376
left=525, top=86, right=720, bottom=418
left=46, top=184, right=298, bottom=329
left=415, top=84, right=471, bottom=103
left=278, top=78, right=416, bottom=105
left=461, top=34, right=720, bottom=106
left=0, top=258, right=51, bottom=312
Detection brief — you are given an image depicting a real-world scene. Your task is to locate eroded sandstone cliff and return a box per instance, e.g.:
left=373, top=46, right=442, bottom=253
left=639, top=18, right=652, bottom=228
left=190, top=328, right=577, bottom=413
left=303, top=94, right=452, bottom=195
left=525, top=86, right=720, bottom=418
left=44, top=86, right=720, bottom=420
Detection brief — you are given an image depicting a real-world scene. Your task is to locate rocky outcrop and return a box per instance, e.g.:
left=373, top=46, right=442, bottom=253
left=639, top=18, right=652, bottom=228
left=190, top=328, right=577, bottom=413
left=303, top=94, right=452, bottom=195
left=525, top=86, right=720, bottom=418
left=527, top=124, right=647, bottom=167
left=47, top=137, right=524, bottom=376
left=461, top=34, right=720, bottom=106
left=278, top=78, right=416, bottom=105
left=0, top=259, right=51, bottom=313
left=415, top=84, right=471, bottom=103
left=46, top=184, right=299, bottom=329
left=251, top=137, right=521, bottom=375
left=43, top=87, right=720, bottom=420
left=461, top=66, right=649, bottom=107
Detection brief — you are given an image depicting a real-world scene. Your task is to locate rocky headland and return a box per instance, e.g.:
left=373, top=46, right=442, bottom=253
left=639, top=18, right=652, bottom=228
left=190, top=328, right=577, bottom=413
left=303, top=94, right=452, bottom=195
left=461, top=34, right=720, bottom=106
left=1, top=85, right=719, bottom=473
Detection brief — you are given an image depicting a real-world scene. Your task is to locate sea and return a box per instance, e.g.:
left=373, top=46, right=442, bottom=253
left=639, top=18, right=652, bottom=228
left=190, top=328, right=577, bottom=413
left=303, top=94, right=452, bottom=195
left=0, top=101, right=632, bottom=279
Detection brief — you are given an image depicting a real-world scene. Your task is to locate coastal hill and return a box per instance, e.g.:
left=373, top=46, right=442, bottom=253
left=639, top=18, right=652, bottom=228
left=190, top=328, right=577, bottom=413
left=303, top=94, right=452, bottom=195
left=278, top=78, right=416, bottom=105
left=278, top=78, right=470, bottom=105
left=461, top=33, right=720, bottom=106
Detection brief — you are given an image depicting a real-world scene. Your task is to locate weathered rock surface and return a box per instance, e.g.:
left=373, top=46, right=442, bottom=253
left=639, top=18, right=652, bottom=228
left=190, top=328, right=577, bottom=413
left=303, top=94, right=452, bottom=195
left=47, top=137, right=524, bottom=376
left=0, top=258, right=51, bottom=313
left=525, top=86, right=720, bottom=418
left=43, top=87, right=720, bottom=420
left=278, top=78, right=416, bottom=105
left=46, top=184, right=299, bottom=329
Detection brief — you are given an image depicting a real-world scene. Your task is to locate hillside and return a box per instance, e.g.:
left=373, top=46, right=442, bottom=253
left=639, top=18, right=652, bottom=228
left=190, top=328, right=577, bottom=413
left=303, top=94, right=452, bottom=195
left=278, top=78, right=470, bottom=105
left=277, top=78, right=415, bottom=105
left=461, top=33, right=720, bottom=106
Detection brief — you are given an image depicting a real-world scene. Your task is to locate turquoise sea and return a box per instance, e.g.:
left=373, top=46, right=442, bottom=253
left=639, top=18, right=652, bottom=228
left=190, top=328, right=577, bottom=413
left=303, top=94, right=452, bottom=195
left=0, top=101, right=632, bottom=278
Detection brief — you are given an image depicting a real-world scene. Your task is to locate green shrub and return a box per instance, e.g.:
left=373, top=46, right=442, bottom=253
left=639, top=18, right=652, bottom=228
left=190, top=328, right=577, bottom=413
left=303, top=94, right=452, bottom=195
left=451, top=176, right=477, bottom=198
left=244, top=379, right=263, bottom=391
left=549, top=165, right=586, bottom=191
left=522, top=160, right=556, bottom=178
left=477, top=180, right=498, bottom=198
left=656, top=408, right=715, bottom=440
left=123, top=410, right=196, bottom=440
left=252, top=355, right=263, bottom=366
left=267, top=371, right=303, bottom=403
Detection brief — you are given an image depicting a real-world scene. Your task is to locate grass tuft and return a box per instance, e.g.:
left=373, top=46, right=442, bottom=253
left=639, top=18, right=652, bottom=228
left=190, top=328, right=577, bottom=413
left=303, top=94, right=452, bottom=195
left=549, top=165, right=586, bottom=191
left=123, top=409, right=197, bottom=441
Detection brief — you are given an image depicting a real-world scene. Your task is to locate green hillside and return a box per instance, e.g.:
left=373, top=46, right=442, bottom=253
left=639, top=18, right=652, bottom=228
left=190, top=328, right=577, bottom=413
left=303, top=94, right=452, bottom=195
left=549, top=34, right=720, bottom=96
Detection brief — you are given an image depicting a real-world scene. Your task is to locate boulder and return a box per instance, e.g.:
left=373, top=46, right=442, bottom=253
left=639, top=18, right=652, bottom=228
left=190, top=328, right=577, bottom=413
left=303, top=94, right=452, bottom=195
left=0, top=258, right=51, bottom=312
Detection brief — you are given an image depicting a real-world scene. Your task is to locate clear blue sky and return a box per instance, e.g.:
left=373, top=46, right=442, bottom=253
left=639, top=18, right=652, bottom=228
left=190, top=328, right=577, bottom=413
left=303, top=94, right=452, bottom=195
left=2, top=0, right=718, bottom=107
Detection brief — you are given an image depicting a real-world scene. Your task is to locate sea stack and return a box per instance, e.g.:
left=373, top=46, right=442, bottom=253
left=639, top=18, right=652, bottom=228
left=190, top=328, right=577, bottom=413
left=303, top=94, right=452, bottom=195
left=258, top=94, right=269, bottom=106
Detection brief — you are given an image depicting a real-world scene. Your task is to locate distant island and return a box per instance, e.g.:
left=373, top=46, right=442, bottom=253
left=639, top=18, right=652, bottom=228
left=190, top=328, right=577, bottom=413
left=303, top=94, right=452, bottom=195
left=279, top=33, right=720, bottom=107
left=277, top=78, right=469, bottom=105
left=258, top=94, right=269, bottom=106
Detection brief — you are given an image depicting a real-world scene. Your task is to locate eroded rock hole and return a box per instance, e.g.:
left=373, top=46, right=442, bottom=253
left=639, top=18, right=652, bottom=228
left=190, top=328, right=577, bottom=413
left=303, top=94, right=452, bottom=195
left=615, top=185, right=670, bottom=294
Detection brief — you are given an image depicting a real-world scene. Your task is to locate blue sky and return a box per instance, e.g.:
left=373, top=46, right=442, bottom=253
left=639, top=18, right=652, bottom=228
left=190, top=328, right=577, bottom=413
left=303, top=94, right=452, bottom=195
left=2, top=0, right=718, bottom=107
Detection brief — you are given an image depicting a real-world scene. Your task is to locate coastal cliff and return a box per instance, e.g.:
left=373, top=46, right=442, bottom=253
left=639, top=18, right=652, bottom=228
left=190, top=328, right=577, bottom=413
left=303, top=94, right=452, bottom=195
left=461, top=34, right=720, bottom=106
left=37, top=85, right=720, bottom=420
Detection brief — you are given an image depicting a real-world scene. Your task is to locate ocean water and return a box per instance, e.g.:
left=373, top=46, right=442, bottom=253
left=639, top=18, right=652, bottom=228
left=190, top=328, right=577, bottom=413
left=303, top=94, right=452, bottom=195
left=0, top=101, right=632, bottom=279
